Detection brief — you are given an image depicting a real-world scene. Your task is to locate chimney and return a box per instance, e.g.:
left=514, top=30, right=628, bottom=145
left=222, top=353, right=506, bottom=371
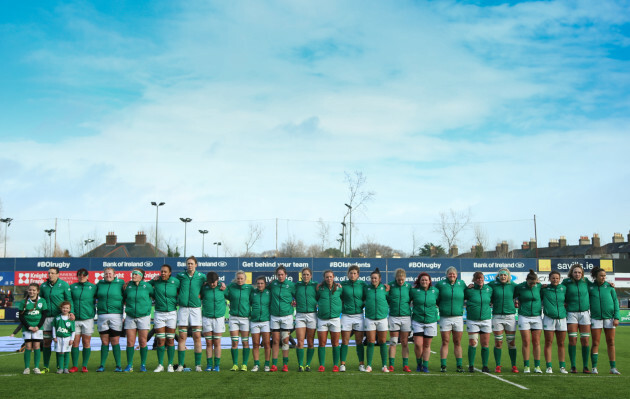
left=558, top=236, right=567, bottom=247
left=501, top=241, right=508, bottom=255
left=592, top=233, right=600, bottom=248
left=449, top=245, right=458, bottom=257
left=529, top=238, right=537, bottom=250
left=430, top=245, right=436, bottom=257
left=612, top=233, right=624, bottom=244
left=135, top=231, right=147, bottom=245
left=579, top=235, right=590, bottom=245
left=627, top=230, right=630, bottom=243
left=548, top=239, right=559, bottom=248
left=106, top=232, right=117, bottom=246
left=521, top=241, right=529, bottom=250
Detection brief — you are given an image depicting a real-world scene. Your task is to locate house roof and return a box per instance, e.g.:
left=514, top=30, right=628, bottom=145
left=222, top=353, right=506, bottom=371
left=81, top=242, right=166, bottom=258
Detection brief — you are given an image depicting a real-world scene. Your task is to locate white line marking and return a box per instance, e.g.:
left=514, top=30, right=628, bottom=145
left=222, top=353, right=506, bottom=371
left=0, top=352, right=20, bottom=358
left=476, top=368, right=529, bottom=390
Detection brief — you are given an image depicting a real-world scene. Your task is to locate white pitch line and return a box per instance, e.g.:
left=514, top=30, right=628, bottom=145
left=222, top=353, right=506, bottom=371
left=0, top=352, right=20, bottom=358
left=476, top=368, right=529, bottom=390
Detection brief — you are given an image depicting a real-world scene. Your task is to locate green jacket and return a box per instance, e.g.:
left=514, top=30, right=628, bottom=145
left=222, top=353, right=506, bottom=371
left=363, top=283, right=389, bottom=320
left=176, top=271, right=207, bottom=308
left=150, top=277, right=180, bottom=312
left=488, top=280, right=516, bottom=315
left=387, top=280, right=412, bottom=317
left=562, top=278, right=590, bottom=312
left=70, top=281, right=97, bottom=320
left=249, top=288, right=271, bottom=322
left=295, top=281, right=318, bottom=313
left=52, top=315, right=75, bottom=338
left=226, top=283, right=253, bottom=318
left=95, top=278, right=125, bottom=315
left=268, top=279, right=296, bottom=317
left=434, top=279, right=466, bottom=317
left=514, top=282, right=542, bottom=317
left=588, top=282, right=620, bottom=320
left=201, top=284, right=227, bottom=319
left=541, top=283, right=567, bottom=319
left=124, top=281, right=154, bottom=318
left=40, top=279, right=72, bottom=318
left=316, top=284, right=342, bottom=320
left=465, top=284, right=493, bottom=321
left=340, top=279, right=366, bottom=315
left=410, top=286, right=439, bottom=324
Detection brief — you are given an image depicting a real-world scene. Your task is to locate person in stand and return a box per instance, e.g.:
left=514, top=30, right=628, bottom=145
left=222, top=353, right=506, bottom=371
left=40, top=267, right=72, bottom=373
left=541, top=270, right=568, bottom=374
left=226, top=270, right=254, bottom=371
left=464, top=271, right=493, bottom=373
left=563, top=263, right=591, bottom=373
left=150, top=264, right=180, bottom=372
left=95, top=267, right=125, bottom=372
left=20, top=283, right=47, bottom=374
left=250, top=276, right=271, bottom=372
left=122, top=268, right=154, bottom=372
left=176, top=256, right=207, bottom=372
left=200, top=272, right=226, bottom=372
left=69, top=268, right=96, bottom=373
left=52, top=301, right=75, bottom=374
left=339, top=265, right=367, bottom=372
left=268, top=265, right=296, bottom=372
left=315, top=270, right=342, bottom=372
left=386, top=268, right=412, bottom=372
left=362, top=268, right=390, bottom=373
left=588, top=267, right=621, bottom=375
left=434, top=266, right=467, bottom=373
left=488, top=268, right=518, bottom=373
left=410, top=272, right=439, bottom=373
left=294, top=267, right=317, bottom=372
left=514, top=269, right=543, bottom=373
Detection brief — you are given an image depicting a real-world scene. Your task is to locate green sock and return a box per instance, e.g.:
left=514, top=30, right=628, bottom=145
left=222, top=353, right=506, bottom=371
left=318, top=346, right=326, bottom=366
left=65, top=352, right=70, bottom=369
left=356, top=344, right=365, bottom=363
left=126, top=347, right=134, bottom=367
left=509, top=348, right=517, bottom=367
left=389, top=357, right=395, bottom=367
left=56, top=352, right=62, bottom=369
left=231, top=348, right=238, bottom=365
left=333, top=346, right=340, bottom=366
left=423, top=360, right=429, bottom=368
left=194, top=351, right=202, bottom=366
left=534, top=359, right=540, bottom=368
left=569, top=345, right=577, bottom=368
left=366, top=343, right=375, bottom=367
left=403, top=357, right=409, bottom=366
left=207, top=357, right=213, bottom=368
left=441, top=358, right=447, bottom=367
left=254, top=359, right=259, bottom=366
left=272, top=358, right=278, bottom=366
left=112, top=344, right=121, bottom=367
left=306, top=347, right=315, bottom=366
left=546, top=361, right=552, bottom=368
left=178, top=350, right=186, bottom=366
left=214, top=357, right=221, bottom=367
left=559, top=361, right=566, bottom=368
left=264, top=360, right=269, bottom=367
left=157, top=346, right=165, bottom=365
left=242, top=348, right=250, bottom=366
left=283, top=357, right=289, bottom=366
left=71, top=347, right=80, bottom=368
left=167, top=345, right=175, bottom=365
left=340, top=344, right=348, bottom=362
left=297, top=348, right=304, bottom=366
left=481, top=347, right=490, bottom=367
left=610, top=360, right=616, bottom=368
left=456, top=358, right=463, bottom=367
left=43, top=347, right=51, bottom=368
left=24, top=349, right=32, bottom=368
left=82, top=348, right=91, bottom=368
left=100, top=345, right=109, bottom=367
left=591, top=353, right=598, bottom=368
left=379, top=342, right=388, bottom=368
left=493, top=347, right=502, bottom=366
left=581, top=346, right=590, bottom=368
left=140, top=347, right=148, bottom=366
left=524, top=359, right=530, bottom=367
left=468, top=346, right=477, bottom=366
left=34, top=349, right=41, bottom=368
left=417, top=357, right=422, bottom=366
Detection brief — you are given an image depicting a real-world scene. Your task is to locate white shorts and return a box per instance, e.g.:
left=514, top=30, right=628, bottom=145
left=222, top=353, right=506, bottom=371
left=364, top=318, right=388, bottom=332
left=229, top=316, right=250, bottom=332
left=492, top=314, right=517, bottom=332
left=567, top=311, right=591, bottom=326
left=341, top=314, right=364, bottom=332
left=42, top=317, right=55, bottom=334
left=295, top=312, right=317, bottom=329
left=412, top=321, right=438, bottom=337
left=270, top=315, right=293, bottom=330
left=317, top=317, right=341, bottom=332
left=124, top=315, right=151, bottom=330
left=518, top=315, right=543, bottom=330
left=54, top=336, right=73, bottom=353
left=177, top=307, right=202, bottom=327
left=154, top=311, right=177, bottom=329
left=97, top=314, right=123, bottom=333
left=439, top=316, right=464, bottom=332
left=202, top=316, right=226, bottom=334
left=75, top=319, right=95, bottom=336
left=388, top=316, right=412, bottom=332
left=467, top=319, right=492, bottom=334
left=23, top=330, right=44, bottom=340
left=591, top=319, right=616, bottom=329
left=250, top=321, right=270, bottom=334
left=543, top=316, right=567, bottom=331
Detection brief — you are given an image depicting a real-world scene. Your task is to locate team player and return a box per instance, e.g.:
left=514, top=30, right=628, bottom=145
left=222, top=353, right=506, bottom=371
left=339, top=265, right=367, bottom=372
left=250, top=276, right=271, bottom=372
left=52, top=301, right=75, bottom=374
left=541, top=270, right=568, bottom=373
left=514, top=270, right=543, bottom=373
left=176, top=256, right=207, bottom=372
left=150, top=264, right=180, bottom=372
left=123, top=268, right=154, bottom=372
left=201, top=272, right=226, bottom=372
left=488, top=268, right=518, bottom=373
left=39, top=267, right=72, bottom=373
left=588, top=267, right=621, bottom=375
left=95, top=267, right=125, bottom=372
left=410, top=272, right=439, bottom=373
left=563, top=264, right=591, bottom=373
left=226, top=270, right=254, bottom=371
left=434, top=266, right=467, bottom=372
left=268, top=265, right=296, bottom=372
left=294, top=267, right=317, bottom=372
left=315, top=270, right=342, bottom=372
left=363, top=268, right=390, bottom=373
left=69, top=268, right=96, bottom=373
left=20, top=283, right=48, bottom=374
left=386, top=268, right=412, bottom=372
left=465, top=271, right=493, bottom=373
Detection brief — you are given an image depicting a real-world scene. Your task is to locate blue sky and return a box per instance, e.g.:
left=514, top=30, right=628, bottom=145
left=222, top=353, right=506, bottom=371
left=0, top=0, right=629, bottom=257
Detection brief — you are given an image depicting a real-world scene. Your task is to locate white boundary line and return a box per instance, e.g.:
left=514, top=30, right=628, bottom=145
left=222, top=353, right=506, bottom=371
left=476, top=367, right=529, bottom=390
left=0, top=352, right=20, bottom=358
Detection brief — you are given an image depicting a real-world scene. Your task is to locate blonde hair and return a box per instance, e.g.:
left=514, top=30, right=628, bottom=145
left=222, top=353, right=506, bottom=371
left=395, top=268, right=406, bottom=279
left=496, top=268, right=511, bottom=281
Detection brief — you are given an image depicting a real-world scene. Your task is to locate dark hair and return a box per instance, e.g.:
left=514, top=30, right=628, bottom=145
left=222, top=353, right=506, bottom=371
left=161, top=264, right=172, bottom=273
left=473, top=271, right=484, bottom=281
left=414, top=272, right=432, bottom=288
left=323, top=270, right=337, bottom=293
left=591, top=267, right=605, bottom=279
left=186, top=256, right=198, bottom=265
left=59, top=301, right=72, bottom=310
left=275, top=265, right=287, bottom=275
left=371, top=268, right=381, bottom=276
left=347, top=265, right=360, bottom=274
left=48, top=267, right=60, bottom=274
left=206, top=272, right=219, bottom=284
left=255, top=276, right=267, bottom=286
left=548, top=270, right=561, bottom=279
left=24, top=283, right=40, bottom=311
left=526, top=269, right=537, bottom=281
left=76, top=268, right=88, bottom=277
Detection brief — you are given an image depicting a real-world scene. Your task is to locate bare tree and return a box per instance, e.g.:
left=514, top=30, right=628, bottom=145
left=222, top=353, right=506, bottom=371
left=306, top=244, right=322, bottom=258
left=243, top=223, right=263, bottom=257
left=410, top=230, right=420, bottom=257
left=436, top=208, right=471, bottom=250
left=343, top=170, right=375, bottom=256
left=278, top=235, right=307, bottom=257
left=473, top=224, right=488, bottom=255
left=317, top=218, right=330, bottom=252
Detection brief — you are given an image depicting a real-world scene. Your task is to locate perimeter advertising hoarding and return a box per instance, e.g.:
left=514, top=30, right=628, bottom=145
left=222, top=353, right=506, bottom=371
left=387, top=258, right=453, bottom=283
left=313, top=258, right=386, bottom=282
left=536, top=259, right=615, bottom=283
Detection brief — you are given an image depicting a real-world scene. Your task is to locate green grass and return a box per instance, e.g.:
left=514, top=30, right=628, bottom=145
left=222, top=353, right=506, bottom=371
left=1, top=325, right=629, bottom=398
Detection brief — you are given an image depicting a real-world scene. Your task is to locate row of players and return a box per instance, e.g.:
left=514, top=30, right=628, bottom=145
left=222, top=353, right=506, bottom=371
left=18, top=256, right=620, bottom=375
